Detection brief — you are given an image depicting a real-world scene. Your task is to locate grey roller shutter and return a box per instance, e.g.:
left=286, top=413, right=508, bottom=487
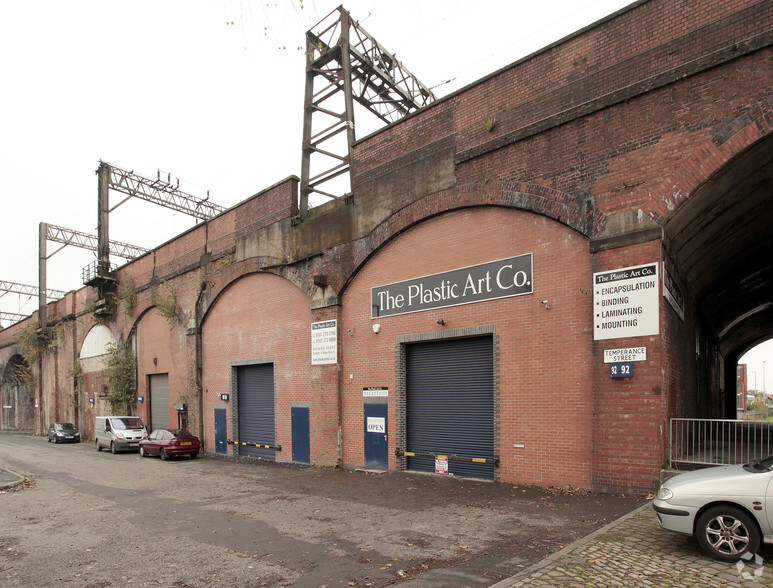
left=237, top=364, right=275, bottom=460
left=149, top=373, right=170, bottom=430
left=406, top=336, right=495, bottom=479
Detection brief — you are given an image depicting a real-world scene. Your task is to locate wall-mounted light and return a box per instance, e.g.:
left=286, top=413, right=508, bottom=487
left=541, top=300, right=550, bottom=310
left=372, top=323, right=381, bottom=334
left=437, top=318, right=446, bottom=325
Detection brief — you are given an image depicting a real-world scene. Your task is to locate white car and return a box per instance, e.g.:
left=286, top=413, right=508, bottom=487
left=653, top=456, right=773, bottom=561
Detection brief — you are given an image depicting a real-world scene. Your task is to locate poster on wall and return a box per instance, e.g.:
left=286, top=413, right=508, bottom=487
left=311, top=320, right=337, bottom=365
left=593, top=263, right=659, bottom=340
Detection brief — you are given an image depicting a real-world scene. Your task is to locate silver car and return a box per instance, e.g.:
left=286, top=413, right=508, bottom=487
left=653, top=456, right=773, bottom=561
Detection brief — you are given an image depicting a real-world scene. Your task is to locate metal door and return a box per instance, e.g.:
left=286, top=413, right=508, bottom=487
left=291, top=406, right=310, bottom=463
left=364, top=403, right=388, bottom=468
left=406, top=336, right=494, bottom=479
left=149, top=373, right=170, bottom=430
left=236, top=363, right=275, bottom=460
left=214, top=407, right=227, bottom=454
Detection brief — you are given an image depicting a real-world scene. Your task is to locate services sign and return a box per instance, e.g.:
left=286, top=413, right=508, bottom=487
left=371, top=254, right=533, bottom=318
left=593, top=263, right=659, bottom=340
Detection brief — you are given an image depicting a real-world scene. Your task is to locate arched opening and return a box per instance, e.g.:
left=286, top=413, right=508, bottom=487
left=664, top=133, right=773, bottom=419
left=737, top=339, right=773, bottom=417
left=1, top=354, right=34, bottom=430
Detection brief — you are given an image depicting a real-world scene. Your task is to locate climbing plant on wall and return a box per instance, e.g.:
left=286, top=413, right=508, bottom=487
left=151, top=280, right=180, bottom=325
left=104, top=339, right=136, bottom=414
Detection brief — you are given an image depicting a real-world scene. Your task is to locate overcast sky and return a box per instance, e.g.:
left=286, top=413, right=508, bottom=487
left=1, top=0, right=770, bottom=386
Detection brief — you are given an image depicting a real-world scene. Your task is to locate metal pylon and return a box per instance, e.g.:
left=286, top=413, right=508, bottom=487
left=299, top=5, right=436, bottom=217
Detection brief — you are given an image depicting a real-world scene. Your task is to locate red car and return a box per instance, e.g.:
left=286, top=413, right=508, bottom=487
left=139, top=429, right=200, bottom=460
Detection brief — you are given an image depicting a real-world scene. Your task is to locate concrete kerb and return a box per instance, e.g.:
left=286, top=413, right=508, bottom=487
left=0, top=465, right=26, bottom=491
left=489, top=501, right=653, bottom=588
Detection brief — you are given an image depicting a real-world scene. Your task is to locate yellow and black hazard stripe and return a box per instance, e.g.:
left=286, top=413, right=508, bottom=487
left=395, top=449, right=498, bottom=466
left=227, top=440, right=282, bottom=451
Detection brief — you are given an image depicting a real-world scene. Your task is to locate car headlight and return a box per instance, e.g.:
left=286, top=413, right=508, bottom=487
left=656, top=487, right=673, bottom=501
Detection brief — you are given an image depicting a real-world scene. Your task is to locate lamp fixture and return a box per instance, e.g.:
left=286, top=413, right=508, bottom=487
left=437, top=318, right=446, bottom=325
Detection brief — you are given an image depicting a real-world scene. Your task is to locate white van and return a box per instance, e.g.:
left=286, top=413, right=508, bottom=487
left=95, top=416, right=147, bottom=453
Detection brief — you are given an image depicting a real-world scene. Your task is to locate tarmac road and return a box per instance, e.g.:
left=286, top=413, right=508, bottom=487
left=0, top=432, right=643, bottom=587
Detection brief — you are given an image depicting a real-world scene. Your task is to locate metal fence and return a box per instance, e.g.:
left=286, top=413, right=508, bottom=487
left=669, top=418, right=773, bottom=468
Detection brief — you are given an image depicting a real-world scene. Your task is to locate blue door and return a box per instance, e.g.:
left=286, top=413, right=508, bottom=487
left=215, top=408, right=228, bottom=455
left=291, top=407, right=310, bottom=463
left=364, top=403, right=388, bottom=468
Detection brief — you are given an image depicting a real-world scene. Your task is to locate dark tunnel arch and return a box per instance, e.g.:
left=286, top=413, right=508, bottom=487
left=663, top=134, right=773, bottom=417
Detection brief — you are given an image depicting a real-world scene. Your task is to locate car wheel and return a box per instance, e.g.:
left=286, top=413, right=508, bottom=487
left=48, top=436, right=51, bottom=443
left=696, top=505, right=761, bottom=562
left=96, top=439, right=102, bottom=452
left=190, top=452, right=198, bottom=459
left=55, top=436, right=60, bottom=444
left=110, top=442, right=117, bottom=454
left=160, top=448, right=169, bottom=461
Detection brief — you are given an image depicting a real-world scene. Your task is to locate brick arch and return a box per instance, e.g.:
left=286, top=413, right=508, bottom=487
left=199, top=270, right=308, bottom=327
left=646, top=108, right=773, bottom=224
left=342, top=181, right=598, bottom=295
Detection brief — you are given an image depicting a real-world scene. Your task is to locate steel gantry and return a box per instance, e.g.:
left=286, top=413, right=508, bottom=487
left=0, top=280, right=66, bottom=329
left=43, top=224, right=149, bottom=261
left=0, top=311, right=28, bottom=327
left=102, top=161, right=226, bottom=222
left=0, top=280, right=66, bottom=300
left=300, top=6, right=436, bottom=216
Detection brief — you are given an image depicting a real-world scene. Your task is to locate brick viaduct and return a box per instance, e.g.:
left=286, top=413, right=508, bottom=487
left=1, top=0, right=771, bottom=494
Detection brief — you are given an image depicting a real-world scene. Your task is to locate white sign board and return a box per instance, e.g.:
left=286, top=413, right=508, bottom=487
left=366, top=417, right=386, bottom=433
left=593, top=263, right=659, bottom=340
left=311, top=320, right=337, bottom=365
left=363, top=387, right=389, bottom=397
left=604, top=347, right=647, bottom=363
left=435, top=456, right=449, bottom=474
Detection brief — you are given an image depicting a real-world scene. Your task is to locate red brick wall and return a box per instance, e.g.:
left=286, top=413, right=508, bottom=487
left=135, top=307, right=189, bottom=428
left=591, top=241, right=666, bottom=493
left=201, top=272, right=318, bottom=462
left=342, top=207, right=594, bottom=488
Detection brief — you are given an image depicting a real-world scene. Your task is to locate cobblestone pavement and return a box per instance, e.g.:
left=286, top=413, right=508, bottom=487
left=492, top=503, right=773, bottom=587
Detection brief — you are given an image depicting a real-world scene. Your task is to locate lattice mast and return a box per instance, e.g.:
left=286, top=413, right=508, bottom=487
left=300, top=5, right=436, bottom=217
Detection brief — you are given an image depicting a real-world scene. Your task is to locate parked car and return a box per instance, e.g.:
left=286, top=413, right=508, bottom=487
left=653, top=455, right=773, bottom=561
left=139, top=429, right=200, bottom=460
left=47, top=422, right=80, bottom=443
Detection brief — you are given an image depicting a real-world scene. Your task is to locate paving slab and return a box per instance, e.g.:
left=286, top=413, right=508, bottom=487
left=491, top=502, right=773, bottom=587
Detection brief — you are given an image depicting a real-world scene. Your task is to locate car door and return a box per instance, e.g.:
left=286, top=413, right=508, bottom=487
left=146, top=430, right=162, bottom=455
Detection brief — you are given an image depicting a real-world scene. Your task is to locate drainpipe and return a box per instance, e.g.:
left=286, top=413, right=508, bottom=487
left=194, top=281, right=207, bottom=443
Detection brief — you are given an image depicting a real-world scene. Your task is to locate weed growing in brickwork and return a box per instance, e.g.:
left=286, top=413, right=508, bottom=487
left=69, top=360, right=84, bottom=408
left=117, top=278, right=137, bottom=316
left=17, top=321, right=43, bottom=364
left=151, top=280, right=180, bottom=325
left=104, top=339, right=136, bottom=414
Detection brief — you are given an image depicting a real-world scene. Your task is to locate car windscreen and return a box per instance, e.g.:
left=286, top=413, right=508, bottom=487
left=112, top=418, right=144, bottom=430
left=57, top=423, right=76, bottom=430
left=171, top=429, right=194, bottom=438
left=752, top=455, right=773, bottom=471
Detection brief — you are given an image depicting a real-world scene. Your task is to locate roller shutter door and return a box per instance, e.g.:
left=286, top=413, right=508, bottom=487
left=149, top=373, right=170, bottom=431
left=237, top=363, right=275, bottom=460
left=406, top=337, right=495, bottom=479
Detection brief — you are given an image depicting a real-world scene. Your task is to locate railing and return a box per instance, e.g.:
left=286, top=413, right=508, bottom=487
left=669, top=418, right=773, bottom=468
